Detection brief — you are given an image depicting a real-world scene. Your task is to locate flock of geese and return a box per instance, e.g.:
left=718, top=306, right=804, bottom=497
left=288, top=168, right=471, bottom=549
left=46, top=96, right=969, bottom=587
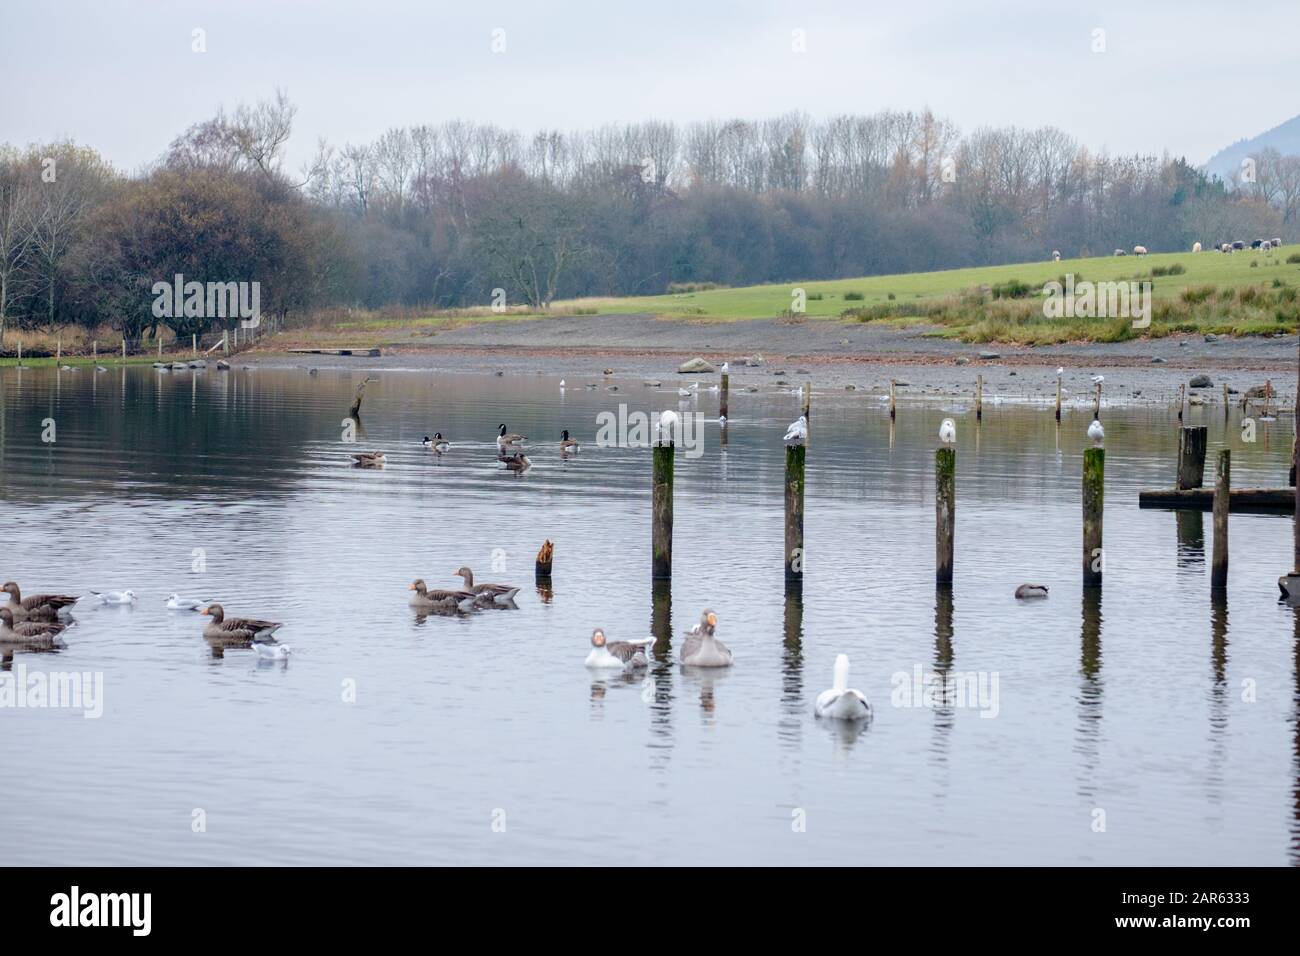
left=350, top=423, right=577, bottom=472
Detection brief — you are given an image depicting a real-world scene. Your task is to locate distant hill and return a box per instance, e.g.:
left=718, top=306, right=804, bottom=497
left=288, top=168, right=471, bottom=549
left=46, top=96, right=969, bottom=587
left=1205, top=113, right=1300, bottom=181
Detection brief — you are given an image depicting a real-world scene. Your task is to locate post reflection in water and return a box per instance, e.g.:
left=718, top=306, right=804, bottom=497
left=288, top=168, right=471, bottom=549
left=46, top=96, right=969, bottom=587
left=1176, top=510, right=1205, bottom=569
left=1292, top=606, right=1300, bottom=867
left=931, top=584, right=955, bottom=770
left=779, top=582, right=804, bottom=752
left=1206, top=594, right=1229, bottom=812
left=1075, top=588, right=1103, bottom=804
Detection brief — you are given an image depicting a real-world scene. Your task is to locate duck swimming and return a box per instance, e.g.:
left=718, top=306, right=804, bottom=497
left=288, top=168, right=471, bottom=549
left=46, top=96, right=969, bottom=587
left=408, top=579, right=477, bottom=613
left=1014, top=584, right=1049, bottom=599
left=585, top=628, right=653, bottom=670
left=680, top=609, right=732, bottom=667
left=350, top=451, right=386, bottom=467
left=814, top=654, right=871, bottom=721
left=199, top=604, right=283, bottom=643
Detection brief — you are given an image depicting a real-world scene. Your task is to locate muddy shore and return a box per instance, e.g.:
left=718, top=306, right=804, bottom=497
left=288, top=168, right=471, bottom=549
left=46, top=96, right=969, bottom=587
left=249, top=313, right=1300, bottom=407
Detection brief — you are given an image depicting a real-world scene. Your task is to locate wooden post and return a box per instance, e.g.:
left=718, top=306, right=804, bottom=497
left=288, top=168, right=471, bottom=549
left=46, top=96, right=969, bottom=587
left=719, top=370, right=729, bottom=420
left=889, top=379, right=897, bottom=421
left=784, top=445, right=805, bottom=585
left=1176, top=426, right=1208, bottom=489
left=92, top=340, right=97, bottom=360
left=535, top=539, right=553, bottom=600
left=1178, top=383, right=1185, bottom=422
left=1222, top=382, right=1229, bottom=419
left=1212, top=449, right=1230, bottom=591
left=652, top=444, right=674, bottom=580
left=1094, top=380, right=1102, bottom=419
left=192, top=334, right=197, bottom=358
left=1055, top=375, right=1062, bottom=422
left=935, top=447, right=955, bottom=584
left=223, top=330, right=229, bottom=355
left=801, top=381, right=811, bottom=420
left=348, top=379, right=370, bottom=420
left=1083, top=448, right=1105, bottom=587
left=56, top=338, right=61, bottom=363
left=157, top=336, right=162, bottom=358
left=976, top=374, right=983, bottom=421
left=121, top=338, right=126, bottom=361
left=16, top=341, right=21, bottom=364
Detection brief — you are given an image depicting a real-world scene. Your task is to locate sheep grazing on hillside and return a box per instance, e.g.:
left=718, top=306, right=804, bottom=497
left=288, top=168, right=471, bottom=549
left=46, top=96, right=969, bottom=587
left=1233, top=240, right=1245, bottom=250
left=1051, top=250, right=1061, bottom=262
left=1262, top=240, right=1273, bottom=253
left=1113, top=248, right=1126, bottom=256
left=1192, top=241, right=1202, bottom=253
left=1133, top=245, right=1148, bottom=257
left=1274, top=237, right=1283, bottom=247
left=1251, top=239, right=1263, bottom=249
left=1221, top=243, right=1232, bottom=253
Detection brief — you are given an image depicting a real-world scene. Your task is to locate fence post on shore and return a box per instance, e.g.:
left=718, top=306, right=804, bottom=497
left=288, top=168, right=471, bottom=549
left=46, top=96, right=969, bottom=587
left=1177, top=426, right=1208, bottom=489
left=157, top=336, right=162, bottom=358
left=16, top=341, right=21, bottom=364
left=1094, top=380, right=1102, bottom=419
left=223, top=330, right=229, bottom=355
left=56, top=338, right=61, bottom=363
left=121, top=338, right=126, bottom=361
left=1055, top=375, right=1062, bottom=422
left=889, top=379, right=897, bottom=421
left=92, top=340, right=97, bottom=361
left=719, top=369, right=729, bottom=421
left=976, top=374, right=983, bottom=421
left=802, top=381, right=811, bottom=420
left=1222, top=382, right=1230, bottom=419
left=192, top=334, right=198, bottom=358
left=1083, top=447, right=1105, bottom=587
left=1212, top=449, right=1230, bottom=591
left=785, top=444, right=805, bottom=586
left=652, top=443, right=674, bottom=580
left=935, top=447, right=955, bottom=584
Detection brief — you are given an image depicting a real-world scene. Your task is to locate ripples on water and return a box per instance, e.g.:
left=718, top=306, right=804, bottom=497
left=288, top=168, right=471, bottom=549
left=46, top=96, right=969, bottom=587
left=0, top=365, right=1296, bottom=864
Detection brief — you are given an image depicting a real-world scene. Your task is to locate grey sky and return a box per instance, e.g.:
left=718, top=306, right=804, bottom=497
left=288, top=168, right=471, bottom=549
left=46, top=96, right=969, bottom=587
left=3, top=0, right=1296, bottom=173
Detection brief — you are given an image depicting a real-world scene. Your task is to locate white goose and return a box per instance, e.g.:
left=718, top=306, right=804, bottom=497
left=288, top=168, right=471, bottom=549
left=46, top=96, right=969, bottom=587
left=814, top=654, right=871, bottom=720
left=680, top=609, right=732, bottom=667
left=939, top=418, right=956, bottom=443
left=584, top=628, right=653, bottom=670
left=783, top=415, right=808, bottom=445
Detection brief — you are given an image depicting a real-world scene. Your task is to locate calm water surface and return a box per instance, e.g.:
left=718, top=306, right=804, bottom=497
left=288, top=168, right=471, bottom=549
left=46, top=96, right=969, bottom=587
left=1, top=364, right=1297, bottom=865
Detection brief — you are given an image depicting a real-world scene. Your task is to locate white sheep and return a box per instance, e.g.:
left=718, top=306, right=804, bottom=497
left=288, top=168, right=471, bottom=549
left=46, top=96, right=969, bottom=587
left=1052, top=250, right=1061, bottom=262
left=1133, top=245, right=1148, bottom=257
left=1274, top=237, right=1283, bottom=248
left=1262, top=240, right=1273, bottom=253
left=1221, top=243, right=1232, bottom=253
left=1113, top=248, right=1126, bottom=256
left=1192, top=241, right=1201, bottom=253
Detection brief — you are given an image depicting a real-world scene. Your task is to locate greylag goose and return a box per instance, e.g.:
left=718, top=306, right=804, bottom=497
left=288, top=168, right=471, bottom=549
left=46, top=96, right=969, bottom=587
left=1, top=582, right=79, bottom=622
left=453, top=567, right=519, bottom=605
left=350, top=451, right=386, bottom=467
left=408, top=579, right=476, bottom=613
left=0, top=607, right=71, bottom=644
left=1014, top=584, right=1049, bottom=599
left=585, top=628, right=652, bottom=669
left=496, top=424, right=526, bottom=450
left=681, top=609, right=732, bottom=667
left=199, top=604, right=283, bottom=643
left=814, top=654, right=871, bottom=720
left=560, top=429, right=580, bottom=454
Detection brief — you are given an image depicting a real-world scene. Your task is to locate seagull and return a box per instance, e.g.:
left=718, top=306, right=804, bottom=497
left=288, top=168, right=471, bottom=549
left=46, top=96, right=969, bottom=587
left=721, top=362, right=729, bottom=375
left=814, top=654, right=872, bottom=721
left=783, top=415, right=808, bottom=445
left=165, top=594, right=212, bottom=611
left=677, top=387, right=692, bottom=397
left=1088, top=419, right=1105, bottom=444
left=559, top=379, right=566, bottom=389
left=1056, top=367, right=1064, bottom=376
left=658, top=409, right=680, bottom=442
left=252, top=641, right=291, bottom=661
left=939, top=418, right=956, bottom=443
left=718, top=415, right=728, bottom=427
left=1091, top=374, right=1105, bottom=384
left=91, top=589, right=137, bottom=605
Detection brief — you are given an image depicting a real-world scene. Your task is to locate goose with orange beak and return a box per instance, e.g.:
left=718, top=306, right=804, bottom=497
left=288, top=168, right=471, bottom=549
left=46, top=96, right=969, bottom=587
left=680, top=609, right=731, bottom=667
left=585, top=628, right=652, bottom=669
left=408, top=579, right=477, bottom=613
left=199, top=604, right=283, bottom=643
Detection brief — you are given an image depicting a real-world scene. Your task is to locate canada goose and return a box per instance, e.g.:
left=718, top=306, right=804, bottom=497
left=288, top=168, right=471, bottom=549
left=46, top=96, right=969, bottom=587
left=814, top=654, right=871, bottom=720
left=585, top=628, right=652, bottom=669
left=1, top=582, right=78, bottom=622
left=497, top=424, right=526, bottom=450
left=453, top=567, right=520, bottom=605
left=350, top=451, right=386, bottom=467
left=90, top=589, right=137, bottom=605
left=1015, top=584, right=1049, bottom=599
left=681, top=609, right=732, bottom=667
left=165, top=594, right=212, bottom=611
left=199, top=604, right=283, bottom=644
left=1088, top=419, right=1104, bottom=445
left=408, top=579, right=476, bottom=613
left=0, top=607, right=71, bottom=644
left=783, top=415, right=807, bottom=445
left=560, top=429, right=580, bottom=454
left=498, top=451, right=531, bottom=471
left=422, top=433, right=450, bottom=451
left=939, top=418, right=956, bottom=443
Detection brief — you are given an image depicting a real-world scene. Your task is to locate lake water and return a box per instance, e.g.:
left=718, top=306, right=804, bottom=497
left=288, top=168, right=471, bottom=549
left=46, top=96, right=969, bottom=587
left=1, top=363, right=1297, bottom=865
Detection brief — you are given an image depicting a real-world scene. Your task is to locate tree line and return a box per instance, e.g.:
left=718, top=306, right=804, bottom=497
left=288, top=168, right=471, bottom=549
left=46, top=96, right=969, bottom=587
left=0, top=92, right=1291, bottom=343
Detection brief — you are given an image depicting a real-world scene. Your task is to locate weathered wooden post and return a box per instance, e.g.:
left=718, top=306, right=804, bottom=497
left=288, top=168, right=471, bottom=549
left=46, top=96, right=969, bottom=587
left=56, top=338, right=61, bottom=363
left=348, top=378, right=371, bottom=420
left=975, top=374, right=983, bottom=421
left=784, top=444, right=805, bottom=585
left=1055, top=375, right=1062, bottom=422
left=1094, top=380, right=1102, bottom=419
left=121, top=338, right=126, bottom=361
left=157, top=336, right=162, bottom=358
left=802, top=380, right=811, bottom=420
left=1222, top=382, right=1230, bottom=419
left=889, top=379, right=897, bottom=421
left=223, top=330, right=229, bottom=355
left=1083, top=447, right=1105, bottom=587
left=1281, top=333, right=1300, bottom=600
left=1212, top=449, right=1230, bottom=591
left=16, top=341, right=21, bottom=364
left=192, top=334, right=198, bottom=358
left=92, top=340, right=97, bottom=361
left=719, top=369, right=729, bottom=420
left=935, top=447, right=955, bottom=584
left=535, top=539, right=553, bottom=601
left=1176, top=426, right=1208, bottom=489
left=652, top=442, right=674, bottom=580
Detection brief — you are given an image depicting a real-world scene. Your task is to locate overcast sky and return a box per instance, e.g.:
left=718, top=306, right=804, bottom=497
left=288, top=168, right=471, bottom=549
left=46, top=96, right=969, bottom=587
left=3, top=0, right=1297, bottom=174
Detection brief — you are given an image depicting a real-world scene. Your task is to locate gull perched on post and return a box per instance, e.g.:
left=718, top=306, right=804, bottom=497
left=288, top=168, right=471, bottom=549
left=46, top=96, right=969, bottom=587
left=783, top=415, right=807, bottom=445
left=1088, top=419, right=1105, bottom=445
left=939, top=418, right=957, bottom=443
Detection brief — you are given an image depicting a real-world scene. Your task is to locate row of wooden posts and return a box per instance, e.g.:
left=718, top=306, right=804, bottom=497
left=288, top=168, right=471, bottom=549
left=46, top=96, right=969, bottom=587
left=650, top=377, right=1237, bottom=593
left=21, top=329, right=253, bottom=365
